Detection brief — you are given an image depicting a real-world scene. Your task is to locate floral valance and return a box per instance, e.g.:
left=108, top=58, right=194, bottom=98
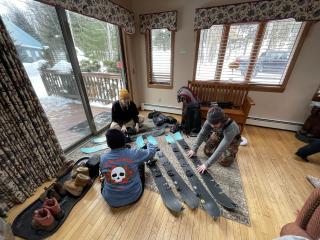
left=195, top=0, right=320, bottom=29
left=35, top=0, right=135, bottom=34
left=140, top=11, right=177, bottom=33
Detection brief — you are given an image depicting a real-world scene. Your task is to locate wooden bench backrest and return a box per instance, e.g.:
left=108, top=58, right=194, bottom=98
left=188, top=81, right=249, bottom=108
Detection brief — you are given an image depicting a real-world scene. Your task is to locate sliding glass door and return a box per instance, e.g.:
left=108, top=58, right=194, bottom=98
left=0, top=0, right=128, bottom=149
left=67, top=11, right=127, bottom=131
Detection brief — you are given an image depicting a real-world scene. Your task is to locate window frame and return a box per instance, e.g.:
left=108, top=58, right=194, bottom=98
left=193, top=21, right=312, bottom=92
left=145, top=29, right=175, bottom=89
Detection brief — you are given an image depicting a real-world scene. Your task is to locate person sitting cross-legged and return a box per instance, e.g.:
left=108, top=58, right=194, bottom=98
left=110, top=88, right=144, bottom=134
left=187, top=105, right=241, bottom=173
left=100, top=129, right=157, bottom=208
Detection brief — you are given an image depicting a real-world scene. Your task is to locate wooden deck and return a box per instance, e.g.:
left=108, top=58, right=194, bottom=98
left=7, top=120, right=320, bottom=239
left=45, top=103, right=110, bottom=149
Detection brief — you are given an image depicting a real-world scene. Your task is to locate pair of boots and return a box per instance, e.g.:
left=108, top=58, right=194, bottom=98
left=64, top=165, right=91, bottom=197
left=32, top=197, right=64, bottom=231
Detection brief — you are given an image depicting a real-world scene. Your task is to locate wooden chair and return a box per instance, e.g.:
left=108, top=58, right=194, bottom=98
left=187, top=81, right=255, bottom=133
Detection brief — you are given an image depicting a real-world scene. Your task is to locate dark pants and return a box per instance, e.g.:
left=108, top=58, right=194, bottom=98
left=296, top=140, right=320, bottom=158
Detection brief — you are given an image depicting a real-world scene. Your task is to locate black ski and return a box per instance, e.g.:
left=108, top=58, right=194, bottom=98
left=176, top=138, right=237, bottom=210
left=146, top=159, right=184, bottom=214
left=165, top=139, right=221, bottom=218
left=157, top=151, right=199, bottom=209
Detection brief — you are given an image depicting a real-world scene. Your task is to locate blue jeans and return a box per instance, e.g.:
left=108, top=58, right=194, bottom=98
left=297, top=140, right=320, bottom=158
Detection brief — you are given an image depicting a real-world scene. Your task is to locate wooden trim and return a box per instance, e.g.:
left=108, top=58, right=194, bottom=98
left=214, top=24, right=230, bottom=80
left=245, top=22, right=266, bottom=82
left=145, top=29, right=174, bottom=89
left=279, top=22, right=312, bottom=92
left=192, top=30, right=201, bottom=81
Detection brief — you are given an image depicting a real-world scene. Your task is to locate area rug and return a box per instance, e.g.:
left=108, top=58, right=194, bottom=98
left=306, top=175, right=320, bottom=188
left=66, top=120, right=250, bottom=225
left=69, top=111, right=112, bottom=135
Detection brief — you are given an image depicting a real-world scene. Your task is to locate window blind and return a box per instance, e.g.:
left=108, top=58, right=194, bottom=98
left=150, top=29, right=172, bottom=83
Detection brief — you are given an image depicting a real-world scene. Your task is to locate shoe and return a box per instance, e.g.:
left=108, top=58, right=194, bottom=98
left=75, top=173, right=91, bottom=187
left=39, top=182, right=66, bottom=202
left=71, top=164, right=89, bottom=178
left=295, top=152, right=309, bottom=162
left=31, top=208, right=56, bottom=231
left=56, top=161, right=74, bottom=178
left=42, top=197, right=65, bottom=220
left=64, top=180, right=83, bottom=197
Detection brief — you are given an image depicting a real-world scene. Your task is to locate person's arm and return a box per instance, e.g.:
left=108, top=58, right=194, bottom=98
left=112, top=102, right=123, bottom=125
left=191, top=120, right=212, bottom=153
left=133, top=143, right=157, bottom=164
left=130, top=102, right=139, bottom=124
left=204, top=127, right=237, bottom=168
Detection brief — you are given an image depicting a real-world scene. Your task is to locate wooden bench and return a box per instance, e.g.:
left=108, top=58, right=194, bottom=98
left=188, top=81, right=255, bottom=133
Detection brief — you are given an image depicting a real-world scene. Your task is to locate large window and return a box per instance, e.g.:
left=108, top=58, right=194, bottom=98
left=194, top=19, right=306, bottom=91
left=145, top=29, right=174, bottom=88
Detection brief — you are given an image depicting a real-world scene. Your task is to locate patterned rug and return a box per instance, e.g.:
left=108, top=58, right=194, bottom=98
left=66, top=119, right=250, bottom=225
left=306, top=175, right=320, bottom=188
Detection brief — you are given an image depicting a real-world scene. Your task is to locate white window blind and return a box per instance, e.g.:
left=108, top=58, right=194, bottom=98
left=220, top=23, right=258, bottom=82
left=251, top=19, right=302, bottom=85
left=151, top=29, right=172, bottom=83
left=195, top=25, right=223, bottom=80
left=195, top=19, right=303, bottom=86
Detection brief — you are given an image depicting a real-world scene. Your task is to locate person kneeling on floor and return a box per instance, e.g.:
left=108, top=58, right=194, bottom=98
left=110, top=88, right=144, bottom=134
left=187, top=105, right=241, bottom=173
left=100, top=129, right=157, bottom=207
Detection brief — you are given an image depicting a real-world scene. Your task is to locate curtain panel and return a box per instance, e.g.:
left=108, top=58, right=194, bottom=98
left=194, top=0, right=320, bottom=29
left=35, top=0, right=135, bottom=34
left=0, top=17, right=66, bottom=208
left=140, top=10, right=177, bottom=33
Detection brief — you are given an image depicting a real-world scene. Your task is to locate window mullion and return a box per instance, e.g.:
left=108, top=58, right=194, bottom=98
left=245, top=22, right=266, bottom=83
left=214, top=24, right=230, bottom=81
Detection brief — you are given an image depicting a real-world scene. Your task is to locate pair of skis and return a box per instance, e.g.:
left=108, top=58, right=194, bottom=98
left=136, top=135, right=199, bottom=214
left=166, top=133, right=237, bottom=217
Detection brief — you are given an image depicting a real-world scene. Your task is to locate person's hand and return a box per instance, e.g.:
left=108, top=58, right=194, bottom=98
left=187, top=150, right=195, bottom=158
left=196, top=164, right=207, bottom=174
left=121, top=125, right=127, bottom=133
left=135, top=123, right=139, bottom=133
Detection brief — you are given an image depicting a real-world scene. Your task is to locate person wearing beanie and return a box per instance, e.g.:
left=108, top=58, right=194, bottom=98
left=187, top=105, right=241, bottom=172
left=100, top=129, right=158, bottom=207
left=110, top=89, right=144, bottom=133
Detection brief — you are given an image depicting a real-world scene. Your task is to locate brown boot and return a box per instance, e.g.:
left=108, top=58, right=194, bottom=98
left=39, top=182, right=66, bottom=202
left=71, top=164, right=89, bottom=179
left=31, top=208, right=56, bottom=231
left=43, top=197, right=65, bottom=220
left=75, top=173, right=91, bottom=187
left=64, top=180, right=83, bottom=197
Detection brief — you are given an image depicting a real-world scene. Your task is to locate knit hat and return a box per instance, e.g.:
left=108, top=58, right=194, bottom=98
left=207, top=105, right=226, bottom=125
left=119, top=89, right=129, bottom=100
left=106, top=129, right=125, bottom=149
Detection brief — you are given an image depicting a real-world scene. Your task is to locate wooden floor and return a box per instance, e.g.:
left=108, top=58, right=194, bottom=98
left=7, top=125, right=320, bottom=240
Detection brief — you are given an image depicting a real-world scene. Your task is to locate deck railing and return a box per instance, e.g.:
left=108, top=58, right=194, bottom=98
left=40, top=70, right=125, bottom=104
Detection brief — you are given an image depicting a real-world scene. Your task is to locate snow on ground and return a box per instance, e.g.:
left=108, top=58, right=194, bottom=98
left=23, top=61, right=48, bottom=98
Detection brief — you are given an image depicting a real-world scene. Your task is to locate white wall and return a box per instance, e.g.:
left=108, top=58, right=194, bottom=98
left=128, top=0, right=320, bottom=125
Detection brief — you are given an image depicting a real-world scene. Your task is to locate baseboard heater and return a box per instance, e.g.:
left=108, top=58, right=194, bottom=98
left=246, top=117, right=302, bottom=131
left=141, top=103, right=303, bottom=131
left=141, top=103, right=182, bottom=115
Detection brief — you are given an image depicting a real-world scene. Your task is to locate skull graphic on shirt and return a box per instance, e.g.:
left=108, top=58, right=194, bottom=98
left=111, top=167, right=126, bottom=183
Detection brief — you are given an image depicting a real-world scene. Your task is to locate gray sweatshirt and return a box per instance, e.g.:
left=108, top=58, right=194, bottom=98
left=191, top=119, right=240, bottom=167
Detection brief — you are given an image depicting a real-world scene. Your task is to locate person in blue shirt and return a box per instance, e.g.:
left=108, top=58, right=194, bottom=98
left=100, top=129, right=157, bottom=207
